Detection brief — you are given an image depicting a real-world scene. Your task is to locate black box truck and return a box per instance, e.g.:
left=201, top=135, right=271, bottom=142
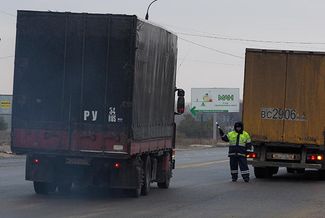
left=12, top=10, right=184, bottom=197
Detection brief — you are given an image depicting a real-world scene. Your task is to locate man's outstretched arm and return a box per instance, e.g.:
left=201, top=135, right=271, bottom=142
left=217, top=122, right=229, bottom=142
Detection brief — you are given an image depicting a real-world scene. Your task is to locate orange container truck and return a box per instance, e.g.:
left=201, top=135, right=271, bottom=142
left=243, top=48, right=325, bottom=178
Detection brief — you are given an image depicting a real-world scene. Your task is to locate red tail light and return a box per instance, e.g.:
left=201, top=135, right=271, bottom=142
left=246, top=152, right=257, bottom=158
left=307, top=154, right=323, bottom=161
left=113, top=162, right=121, bottom=169
left=32, top=159, right=40, bottom=164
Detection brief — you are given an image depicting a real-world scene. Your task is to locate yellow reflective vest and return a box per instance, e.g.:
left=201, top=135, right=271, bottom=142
left=227, top=131, right=251, bottom=147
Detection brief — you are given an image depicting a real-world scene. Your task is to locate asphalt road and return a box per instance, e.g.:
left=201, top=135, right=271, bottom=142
left=1, top=148, right=325, bottom=218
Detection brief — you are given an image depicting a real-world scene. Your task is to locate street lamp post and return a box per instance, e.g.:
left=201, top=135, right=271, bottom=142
left=145, top=0, right=158, bottom=20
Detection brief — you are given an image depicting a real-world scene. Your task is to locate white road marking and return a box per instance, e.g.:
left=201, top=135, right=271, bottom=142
left=176, top=160, right=228, bottom=169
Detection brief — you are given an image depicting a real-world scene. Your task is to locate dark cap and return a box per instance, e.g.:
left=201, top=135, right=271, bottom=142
left=234, top=122, right=243, bottom=133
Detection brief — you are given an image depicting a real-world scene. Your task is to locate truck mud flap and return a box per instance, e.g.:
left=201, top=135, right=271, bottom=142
left=109, top=158, right=142, bottom=189
left=25, top=155, right=56, bottom=182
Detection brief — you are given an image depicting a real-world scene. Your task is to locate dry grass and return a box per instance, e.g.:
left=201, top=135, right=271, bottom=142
left=175, top=136, right=228, bottom=149
left=0, top=131, right=11, bottom=153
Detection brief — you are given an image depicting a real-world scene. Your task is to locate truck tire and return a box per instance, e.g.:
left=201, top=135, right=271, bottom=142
left=254, top=167, right=266, bottom=178
left=132, top=187, right=141, bottom=198
left=131, top=165, right=143, bottom=198
left=318, top=170, right=325, bottom=180
left=287, top=168, right=305, bottom=174
left=157, top=173, right=170, bottom=189
left=287, top=168, right=295, bottom=173
left=254, top=167, right=277, bottom=178
left=141, top=156, right=151, bottom=196
left=270, top=167, right=279, bottom=175
left=33, top=181, right=56, bottom=195
left=158, top=157, right=171, bottom=189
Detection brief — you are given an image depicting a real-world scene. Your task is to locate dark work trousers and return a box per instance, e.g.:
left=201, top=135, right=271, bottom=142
left=229, top=155, right=249, bottom=181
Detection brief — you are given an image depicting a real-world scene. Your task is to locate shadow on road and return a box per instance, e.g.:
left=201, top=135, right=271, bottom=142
left=257, top=170, right=325, bottom=183
left=21, top=186, right=170, bottom=202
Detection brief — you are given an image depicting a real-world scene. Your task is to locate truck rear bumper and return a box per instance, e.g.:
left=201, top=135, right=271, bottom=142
left=248, top=160, right=322, bottom=169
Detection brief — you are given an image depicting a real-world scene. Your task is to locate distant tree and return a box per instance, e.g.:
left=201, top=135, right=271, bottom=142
left=177, top=114, right=212, bottom=138
left=0, top=117, right=8, bottom=131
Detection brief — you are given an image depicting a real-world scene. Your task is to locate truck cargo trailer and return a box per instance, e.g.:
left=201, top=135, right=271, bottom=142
left=11, top=10, right=185, bottom=197
left=243, top=48, right=325, bottom=178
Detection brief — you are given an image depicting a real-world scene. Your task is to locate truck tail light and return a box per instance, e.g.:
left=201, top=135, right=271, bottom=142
left=113, top=162, right=121, bottom=169
left=32, top=158, right=40, bottom=164
left=247, top=152, right=257, bottom=158
left=307, top=154, right=323, bottom=161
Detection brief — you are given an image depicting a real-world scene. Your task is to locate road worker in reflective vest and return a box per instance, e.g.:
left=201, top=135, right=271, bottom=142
left=217, top=122, right=252, bottom=182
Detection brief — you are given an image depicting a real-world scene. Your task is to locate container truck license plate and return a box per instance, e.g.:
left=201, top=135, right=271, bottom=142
left=267, top=153, right=299, bottom=161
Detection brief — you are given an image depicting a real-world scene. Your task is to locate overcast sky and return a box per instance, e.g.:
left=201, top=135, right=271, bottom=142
left=1, top=0, right=325, bottom=99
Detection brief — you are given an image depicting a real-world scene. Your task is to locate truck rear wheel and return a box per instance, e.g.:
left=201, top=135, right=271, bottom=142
left=270, top=167, right=279, bottom=175
left=33, top=181, right=56, bottom=195
left=254, top=167, right=266, bottom=178
left=157, top=155, right=171, bottom=189
left=254, top=167, right=277, bottom=178
left=318, top=170, right=325, bottom=180
left=157, top=173, right=170, bottom=189
left=141, top=156, right=151, bottom=196
left=131, top=165, right=143, bottom=198
left=287, top=168, right=305, bottom=174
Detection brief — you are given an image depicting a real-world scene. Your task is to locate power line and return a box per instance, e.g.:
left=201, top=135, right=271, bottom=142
left=161, top=22, right=231, bottom=38
left=178, top=32, right=325, bottom=45
left=0, top=55, right=14, bottom=60
left=179, top=58, right=242, bottom=66
left=0, top=10, right=16, bottom=18
left=179, top=36, right=244, bottom=59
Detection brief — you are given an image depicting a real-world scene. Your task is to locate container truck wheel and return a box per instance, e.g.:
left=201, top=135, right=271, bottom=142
left=287, top=168, right=305, bottom=174
left=270, top=167, right=279, bottom=175
left=254, top=167, right=277, bottom=178
left=287, top=168, right=295, bottom=173
left=33, top=181, right=56, bottom=195
left=141, top=156, right=151, bottom=196
left=254, top=167, right=266, bottom=178
left=318, top=170, right=325, bottom=180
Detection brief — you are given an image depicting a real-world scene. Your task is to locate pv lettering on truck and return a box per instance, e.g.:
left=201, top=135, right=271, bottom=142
left=260, top=107, right=306, bottom=121
left=83, top=110, right=98, bottom=121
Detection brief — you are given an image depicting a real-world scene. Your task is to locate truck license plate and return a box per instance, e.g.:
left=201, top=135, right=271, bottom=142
left=268, top=153, right=298, bottom=161
left=65, top=158, right=90, bottom=166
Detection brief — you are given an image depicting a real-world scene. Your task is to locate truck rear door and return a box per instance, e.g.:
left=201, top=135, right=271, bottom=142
left=243, top=50, right=287, bottom=142
left=284, top=53, right=325, bottom=145
left=12, top=11, right=134, bottom=154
